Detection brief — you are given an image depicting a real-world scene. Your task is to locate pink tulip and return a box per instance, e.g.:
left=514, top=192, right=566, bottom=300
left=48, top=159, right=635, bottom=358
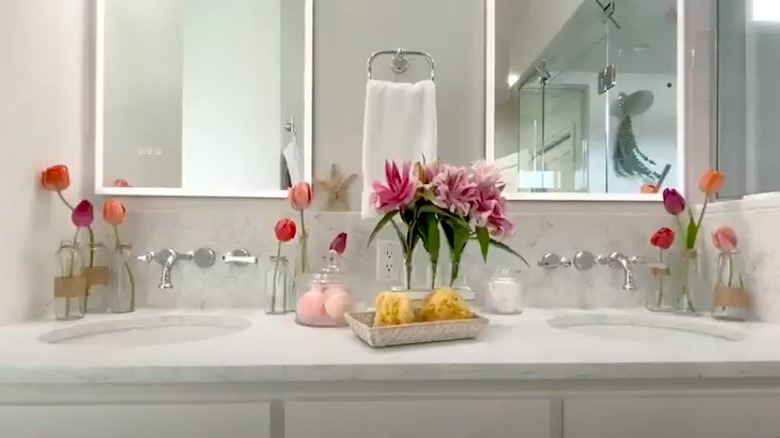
left=662, top=189, right=686, bottom=216
left=712, top=226, right=738, bottom=252
left=71, top=200, right=94, bottom=228
left=288, top=182, right=312, bottom=211
left=329, top=232, right=347, bottom=255
left=430, top=164, right=479, bottom=217
left=371, top=161, right=419, bottom=212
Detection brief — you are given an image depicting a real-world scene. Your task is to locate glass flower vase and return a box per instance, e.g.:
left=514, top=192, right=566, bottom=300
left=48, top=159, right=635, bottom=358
left=711, top=250, right=749, bottom=321
left=675, top=249, right=701, bottom=315
left=646, top=252, right=675, bottom=312
left=82, top=241, right=111, bottom=313
left=266, top=256, right=291, bottom=314
left=54, top=240, right=86, bottom=321
left=109, top=243, right=136, bottom=313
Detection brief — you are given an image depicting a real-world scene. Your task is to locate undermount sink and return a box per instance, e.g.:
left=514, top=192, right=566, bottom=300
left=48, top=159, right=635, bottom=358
left=38, top=315, right=251, bottom=347
left=547, top=313, right=746, bottom=345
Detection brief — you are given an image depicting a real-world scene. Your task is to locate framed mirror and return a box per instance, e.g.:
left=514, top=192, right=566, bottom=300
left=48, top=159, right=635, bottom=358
left=95, top=0, right=312, bottom=198
left=486, top=0, right=686, bottom=201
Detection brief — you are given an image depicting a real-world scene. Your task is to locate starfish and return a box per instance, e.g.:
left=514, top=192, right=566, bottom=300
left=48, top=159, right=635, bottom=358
left=316, top=164, right=357, bottom=211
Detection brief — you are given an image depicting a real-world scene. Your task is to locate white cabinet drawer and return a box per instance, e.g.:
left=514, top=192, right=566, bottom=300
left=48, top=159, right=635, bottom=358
left=286, top=399, right=551, bottom=438
left=0, top=402, right=271, bottom=438
left=565, top=395, right=780, bottom=438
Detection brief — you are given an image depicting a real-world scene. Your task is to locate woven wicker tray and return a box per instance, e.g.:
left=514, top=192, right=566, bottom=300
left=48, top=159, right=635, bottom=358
left=344, top=312, right=488, bottom=348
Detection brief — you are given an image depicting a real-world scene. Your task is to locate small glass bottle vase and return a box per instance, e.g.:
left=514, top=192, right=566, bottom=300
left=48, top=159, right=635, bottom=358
left=109, top=243, right=136, bottom=313
left=711, top=250, right=749, bottom=321
left=54, top=240, right=86, bottom=320
left=82, top=241, right=112, bottom=313
left=266, top=256, right=292, bottom=314
left=646, top=251, right=675, bottom=312
left=676, top=249, right=702, bottom=315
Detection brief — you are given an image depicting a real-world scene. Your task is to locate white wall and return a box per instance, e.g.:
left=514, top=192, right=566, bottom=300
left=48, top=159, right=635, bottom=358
left=0, top=0, right=89, bottom=325
left=182, top=0, right=282, bottom=191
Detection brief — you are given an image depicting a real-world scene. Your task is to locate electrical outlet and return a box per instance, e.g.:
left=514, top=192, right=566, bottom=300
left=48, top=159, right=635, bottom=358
left=376, top=241, right=402, bottom=282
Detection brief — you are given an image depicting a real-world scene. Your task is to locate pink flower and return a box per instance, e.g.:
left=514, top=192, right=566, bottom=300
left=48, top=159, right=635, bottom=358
left=423, top=160, right=443, bottom=185
left=712, top=226, right=738, bottom=252
left=71, top=200, right=94, bottom=228
left=471, top=160, right=503, bottom=194
left=485, top=197, right=515, bottom=238
left=430, top=165, right=479, bottom=217
left=329, top=232, right=348, bottom=255
left=371, top=161, right=419, bottom=212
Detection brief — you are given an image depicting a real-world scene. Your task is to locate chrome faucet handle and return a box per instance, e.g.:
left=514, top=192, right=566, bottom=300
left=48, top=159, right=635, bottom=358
left=573, top=251, right=597, bottom=271
left=537, top=253, right=571, bottom=269
left=222, top=249, right=258, bottom=266
left=187, top=248, right=216, bottom=268
left=136, top=252, right=155, bottom=263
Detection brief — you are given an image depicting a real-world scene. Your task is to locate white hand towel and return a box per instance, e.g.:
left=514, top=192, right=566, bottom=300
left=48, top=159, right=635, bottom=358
left=361, top=79, right=437, bottom=218
left=282, top=134, right=303, bottom=185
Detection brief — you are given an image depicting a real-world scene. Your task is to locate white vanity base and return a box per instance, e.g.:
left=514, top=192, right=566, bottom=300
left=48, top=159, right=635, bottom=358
left=2, top=380, right=780, bottom=438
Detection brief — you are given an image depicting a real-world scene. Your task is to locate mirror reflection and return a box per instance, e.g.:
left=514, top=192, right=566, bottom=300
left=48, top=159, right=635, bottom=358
left=99, top=0, right=309, bottom=194
left=493, top=0, right=679, bottom=195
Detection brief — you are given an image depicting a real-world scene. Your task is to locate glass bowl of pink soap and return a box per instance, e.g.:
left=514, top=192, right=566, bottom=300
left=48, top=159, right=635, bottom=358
left=296, top=258, right=352, bottom=327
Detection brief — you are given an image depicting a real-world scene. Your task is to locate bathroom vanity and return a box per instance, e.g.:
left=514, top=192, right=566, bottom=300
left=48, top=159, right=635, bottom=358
left=2, top=309, right=780, bottom=438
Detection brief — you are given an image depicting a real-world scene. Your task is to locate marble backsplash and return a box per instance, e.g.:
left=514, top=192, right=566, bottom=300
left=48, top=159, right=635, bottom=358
left=111, top=208, right=678, bottom=311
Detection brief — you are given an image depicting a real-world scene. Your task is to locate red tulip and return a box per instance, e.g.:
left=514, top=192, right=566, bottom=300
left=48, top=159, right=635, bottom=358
left=113, top=179, right=130, bottom=187
left=329, top=232, right=348, bottom=255
left=662, top=188, right=685, bottom=216
left=41, top=165, right=70, bottom=191
left=274, top=219, right=296, bottom=242
left=712, top=226, right=738, bottom=252
left=287, top=182, right=312, bottom=211
left=71, top=200, right=94, bottom=228
left=650, top=227, right=675, bottom=250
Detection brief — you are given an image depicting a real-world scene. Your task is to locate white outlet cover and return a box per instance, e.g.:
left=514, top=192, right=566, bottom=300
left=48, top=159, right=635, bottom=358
left=376, top=241, right=402, bottom=282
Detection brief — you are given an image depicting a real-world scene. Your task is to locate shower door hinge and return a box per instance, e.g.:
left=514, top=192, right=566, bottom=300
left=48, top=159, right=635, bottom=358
left=598, top=64, right=616, bottom=95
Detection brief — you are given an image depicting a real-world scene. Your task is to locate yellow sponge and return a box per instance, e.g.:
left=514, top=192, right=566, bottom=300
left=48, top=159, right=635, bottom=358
left=420, top=288, right=472, bottom=321
left=373, top=292, right=415, bottom=327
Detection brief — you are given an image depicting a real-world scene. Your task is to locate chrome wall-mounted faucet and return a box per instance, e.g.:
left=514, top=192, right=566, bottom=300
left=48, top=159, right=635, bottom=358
left=137, top=248, right=216, bottom=289
left=537, top=253, right=571, bottom=269
left=598, top=252, right=642, bottom=291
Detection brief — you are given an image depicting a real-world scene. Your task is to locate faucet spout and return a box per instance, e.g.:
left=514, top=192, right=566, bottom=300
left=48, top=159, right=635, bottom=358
left=156, top=249, right=178, bottom=290
left=599, top=252, right=638, bottom=291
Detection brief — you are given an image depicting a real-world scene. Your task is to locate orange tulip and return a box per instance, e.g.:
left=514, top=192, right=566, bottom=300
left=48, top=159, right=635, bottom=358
left=102, top=199, right=126, bottom=225
left=41, top=165, right=70, bottom=191
left=640, top=184, right=658, bottom=194
left=288, top=182, right=312, bottom=211
left=699, top=170, right=724, bottom=195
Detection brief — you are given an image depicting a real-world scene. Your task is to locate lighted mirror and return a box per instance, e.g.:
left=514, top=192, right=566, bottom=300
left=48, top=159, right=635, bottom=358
left=486, top=0, right=685, bottom=201
left=95, top=0, right=312, bottom=198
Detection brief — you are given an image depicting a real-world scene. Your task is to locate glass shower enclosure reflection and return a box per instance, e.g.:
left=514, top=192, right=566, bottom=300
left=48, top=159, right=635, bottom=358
left=495, top=0, right=679, bottom=195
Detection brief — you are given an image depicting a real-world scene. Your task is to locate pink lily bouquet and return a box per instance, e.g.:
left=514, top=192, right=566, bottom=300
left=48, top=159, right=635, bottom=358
left=367, top=160, right=527, bottom=289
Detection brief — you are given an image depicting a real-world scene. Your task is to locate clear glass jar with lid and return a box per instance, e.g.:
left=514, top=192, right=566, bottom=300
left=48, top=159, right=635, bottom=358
left=296, top=254, right=353, bottom=327
left=484, top=268, right=523, bottom=314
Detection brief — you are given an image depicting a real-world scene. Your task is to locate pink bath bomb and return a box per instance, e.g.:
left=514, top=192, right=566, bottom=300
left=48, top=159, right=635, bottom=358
left=323, top=285, right=347, bottom=302
left=324, top=292, right=352, bottom=324
left=297, top=290, right=325, bottom=319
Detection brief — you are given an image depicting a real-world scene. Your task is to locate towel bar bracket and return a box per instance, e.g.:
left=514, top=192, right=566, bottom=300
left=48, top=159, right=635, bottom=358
left=367, top=47, right=435, bottom=81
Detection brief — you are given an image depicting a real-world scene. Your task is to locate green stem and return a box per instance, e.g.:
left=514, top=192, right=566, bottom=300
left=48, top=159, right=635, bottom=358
left=298, top=210, right=308, bottom=274
left=114, top=225, right=135, bottom=310
left=690, top=197, right=709, bottom=249
left=57, top=190, right=75, bottom=211
left=449, top=257, right=459, bottom=287
left=87, top=226, right=95, bottom=267
left=727, top=253, right=733, bottom=288
left=67, top=228, right=79, bottom=317
left=271, top=241, right=281, bottom=312
left=430, top=261, right=437, bottom=290
left=657, top=249, right=664, bottom=307
left=404, top=254, right=412, bottom=290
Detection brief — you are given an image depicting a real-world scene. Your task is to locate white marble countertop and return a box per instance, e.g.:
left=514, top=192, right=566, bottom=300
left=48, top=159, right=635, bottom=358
left=1, top=308, right=780, bottom=384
